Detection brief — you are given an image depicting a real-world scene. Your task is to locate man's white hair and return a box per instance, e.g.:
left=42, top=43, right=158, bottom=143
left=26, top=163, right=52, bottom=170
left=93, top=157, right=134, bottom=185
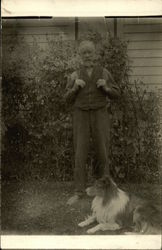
left=79, top=40, right=95, bottom=54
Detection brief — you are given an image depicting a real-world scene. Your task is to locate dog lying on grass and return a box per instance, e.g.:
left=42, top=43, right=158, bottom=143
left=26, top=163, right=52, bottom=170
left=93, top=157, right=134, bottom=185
left=78, top=176, right=161, bottom=234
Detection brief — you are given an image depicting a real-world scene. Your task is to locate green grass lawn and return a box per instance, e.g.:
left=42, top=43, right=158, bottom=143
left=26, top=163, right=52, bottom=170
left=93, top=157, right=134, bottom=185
left=2, top=180, right=161, bottom=235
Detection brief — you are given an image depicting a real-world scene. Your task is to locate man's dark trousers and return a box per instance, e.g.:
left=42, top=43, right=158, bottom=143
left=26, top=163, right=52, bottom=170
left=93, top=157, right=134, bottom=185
left=73, top=106, right=110, bottom=194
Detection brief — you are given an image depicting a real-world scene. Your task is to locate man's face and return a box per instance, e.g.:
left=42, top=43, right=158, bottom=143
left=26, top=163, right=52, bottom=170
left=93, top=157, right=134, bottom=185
left=80, top=46, right=95, bottom=67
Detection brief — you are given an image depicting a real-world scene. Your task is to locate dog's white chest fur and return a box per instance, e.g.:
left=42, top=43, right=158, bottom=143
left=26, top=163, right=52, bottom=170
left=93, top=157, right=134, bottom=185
left=92, top=189, right=129, bottom=223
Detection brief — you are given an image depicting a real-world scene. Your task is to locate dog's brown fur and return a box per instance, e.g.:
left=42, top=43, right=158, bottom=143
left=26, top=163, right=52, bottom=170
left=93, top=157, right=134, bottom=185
left=132, top=203, right=161, bottom=234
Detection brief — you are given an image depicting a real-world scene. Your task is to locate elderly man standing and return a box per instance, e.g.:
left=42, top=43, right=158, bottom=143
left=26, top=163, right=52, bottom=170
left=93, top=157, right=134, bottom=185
left=65, top=40, right=119, bottom=205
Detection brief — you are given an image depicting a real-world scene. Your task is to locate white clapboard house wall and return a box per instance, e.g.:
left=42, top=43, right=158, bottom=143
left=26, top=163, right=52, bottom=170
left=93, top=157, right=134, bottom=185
left=2, top=17, right=114, bottom=44
left=2, top=17, right=76, bottom=43
left=118, top=18, right=162, bottom=93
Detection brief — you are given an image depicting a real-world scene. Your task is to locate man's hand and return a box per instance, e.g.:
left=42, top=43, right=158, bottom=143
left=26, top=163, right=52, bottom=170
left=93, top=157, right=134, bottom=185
left=72, top=79, right=86, bottom=92
left=75, top=79, right=86, bottom=88
left=96, top=79, right=110, bottom=93
left=96, top=79, right=107, bottom=89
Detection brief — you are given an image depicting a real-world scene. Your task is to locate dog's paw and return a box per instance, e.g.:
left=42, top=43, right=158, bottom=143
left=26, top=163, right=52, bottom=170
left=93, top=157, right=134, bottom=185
left=102, top=223, right=120, bottom=231
left=87, top=228, right=95, bottom=234
left=78, top=221, right=86, bottom=227
left=109, top=224, right=120, bottom=231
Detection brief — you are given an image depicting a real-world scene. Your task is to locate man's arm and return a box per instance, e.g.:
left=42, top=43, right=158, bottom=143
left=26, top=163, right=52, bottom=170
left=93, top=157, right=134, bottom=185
left=102, top=68, right=120, bottom=99
left=64, top=71, right=79, bottom=103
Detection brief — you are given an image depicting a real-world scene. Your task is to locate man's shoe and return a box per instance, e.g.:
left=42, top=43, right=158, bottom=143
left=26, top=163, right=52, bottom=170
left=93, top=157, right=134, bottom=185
left=67, top=194, right=81, bottom=205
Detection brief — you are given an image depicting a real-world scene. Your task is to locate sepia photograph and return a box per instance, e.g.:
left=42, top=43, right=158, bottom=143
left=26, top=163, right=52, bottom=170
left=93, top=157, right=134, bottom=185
left=1, top=0, right=162, bottom=249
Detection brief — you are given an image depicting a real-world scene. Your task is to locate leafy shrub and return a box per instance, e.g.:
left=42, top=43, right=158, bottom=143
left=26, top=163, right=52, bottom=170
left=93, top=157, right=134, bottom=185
left=2, top=33, right=160, bottom=183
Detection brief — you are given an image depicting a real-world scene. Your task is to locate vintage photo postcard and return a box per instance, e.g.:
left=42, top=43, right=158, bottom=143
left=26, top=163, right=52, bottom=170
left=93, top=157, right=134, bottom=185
left=1, top=0, right=162, bottom=249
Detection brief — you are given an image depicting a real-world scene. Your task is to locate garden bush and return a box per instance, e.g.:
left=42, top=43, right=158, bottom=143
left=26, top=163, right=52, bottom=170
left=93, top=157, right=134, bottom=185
left=2, top=33, right=160, bottom=183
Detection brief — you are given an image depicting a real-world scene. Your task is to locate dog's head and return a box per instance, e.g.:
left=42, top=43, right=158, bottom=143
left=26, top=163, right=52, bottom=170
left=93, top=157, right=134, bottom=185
left=86, top=175, right=117, bottom=198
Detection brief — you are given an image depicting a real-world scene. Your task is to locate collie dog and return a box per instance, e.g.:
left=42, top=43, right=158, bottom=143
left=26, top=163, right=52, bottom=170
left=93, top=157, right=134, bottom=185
left=78, top=176, right=161, bottom=234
